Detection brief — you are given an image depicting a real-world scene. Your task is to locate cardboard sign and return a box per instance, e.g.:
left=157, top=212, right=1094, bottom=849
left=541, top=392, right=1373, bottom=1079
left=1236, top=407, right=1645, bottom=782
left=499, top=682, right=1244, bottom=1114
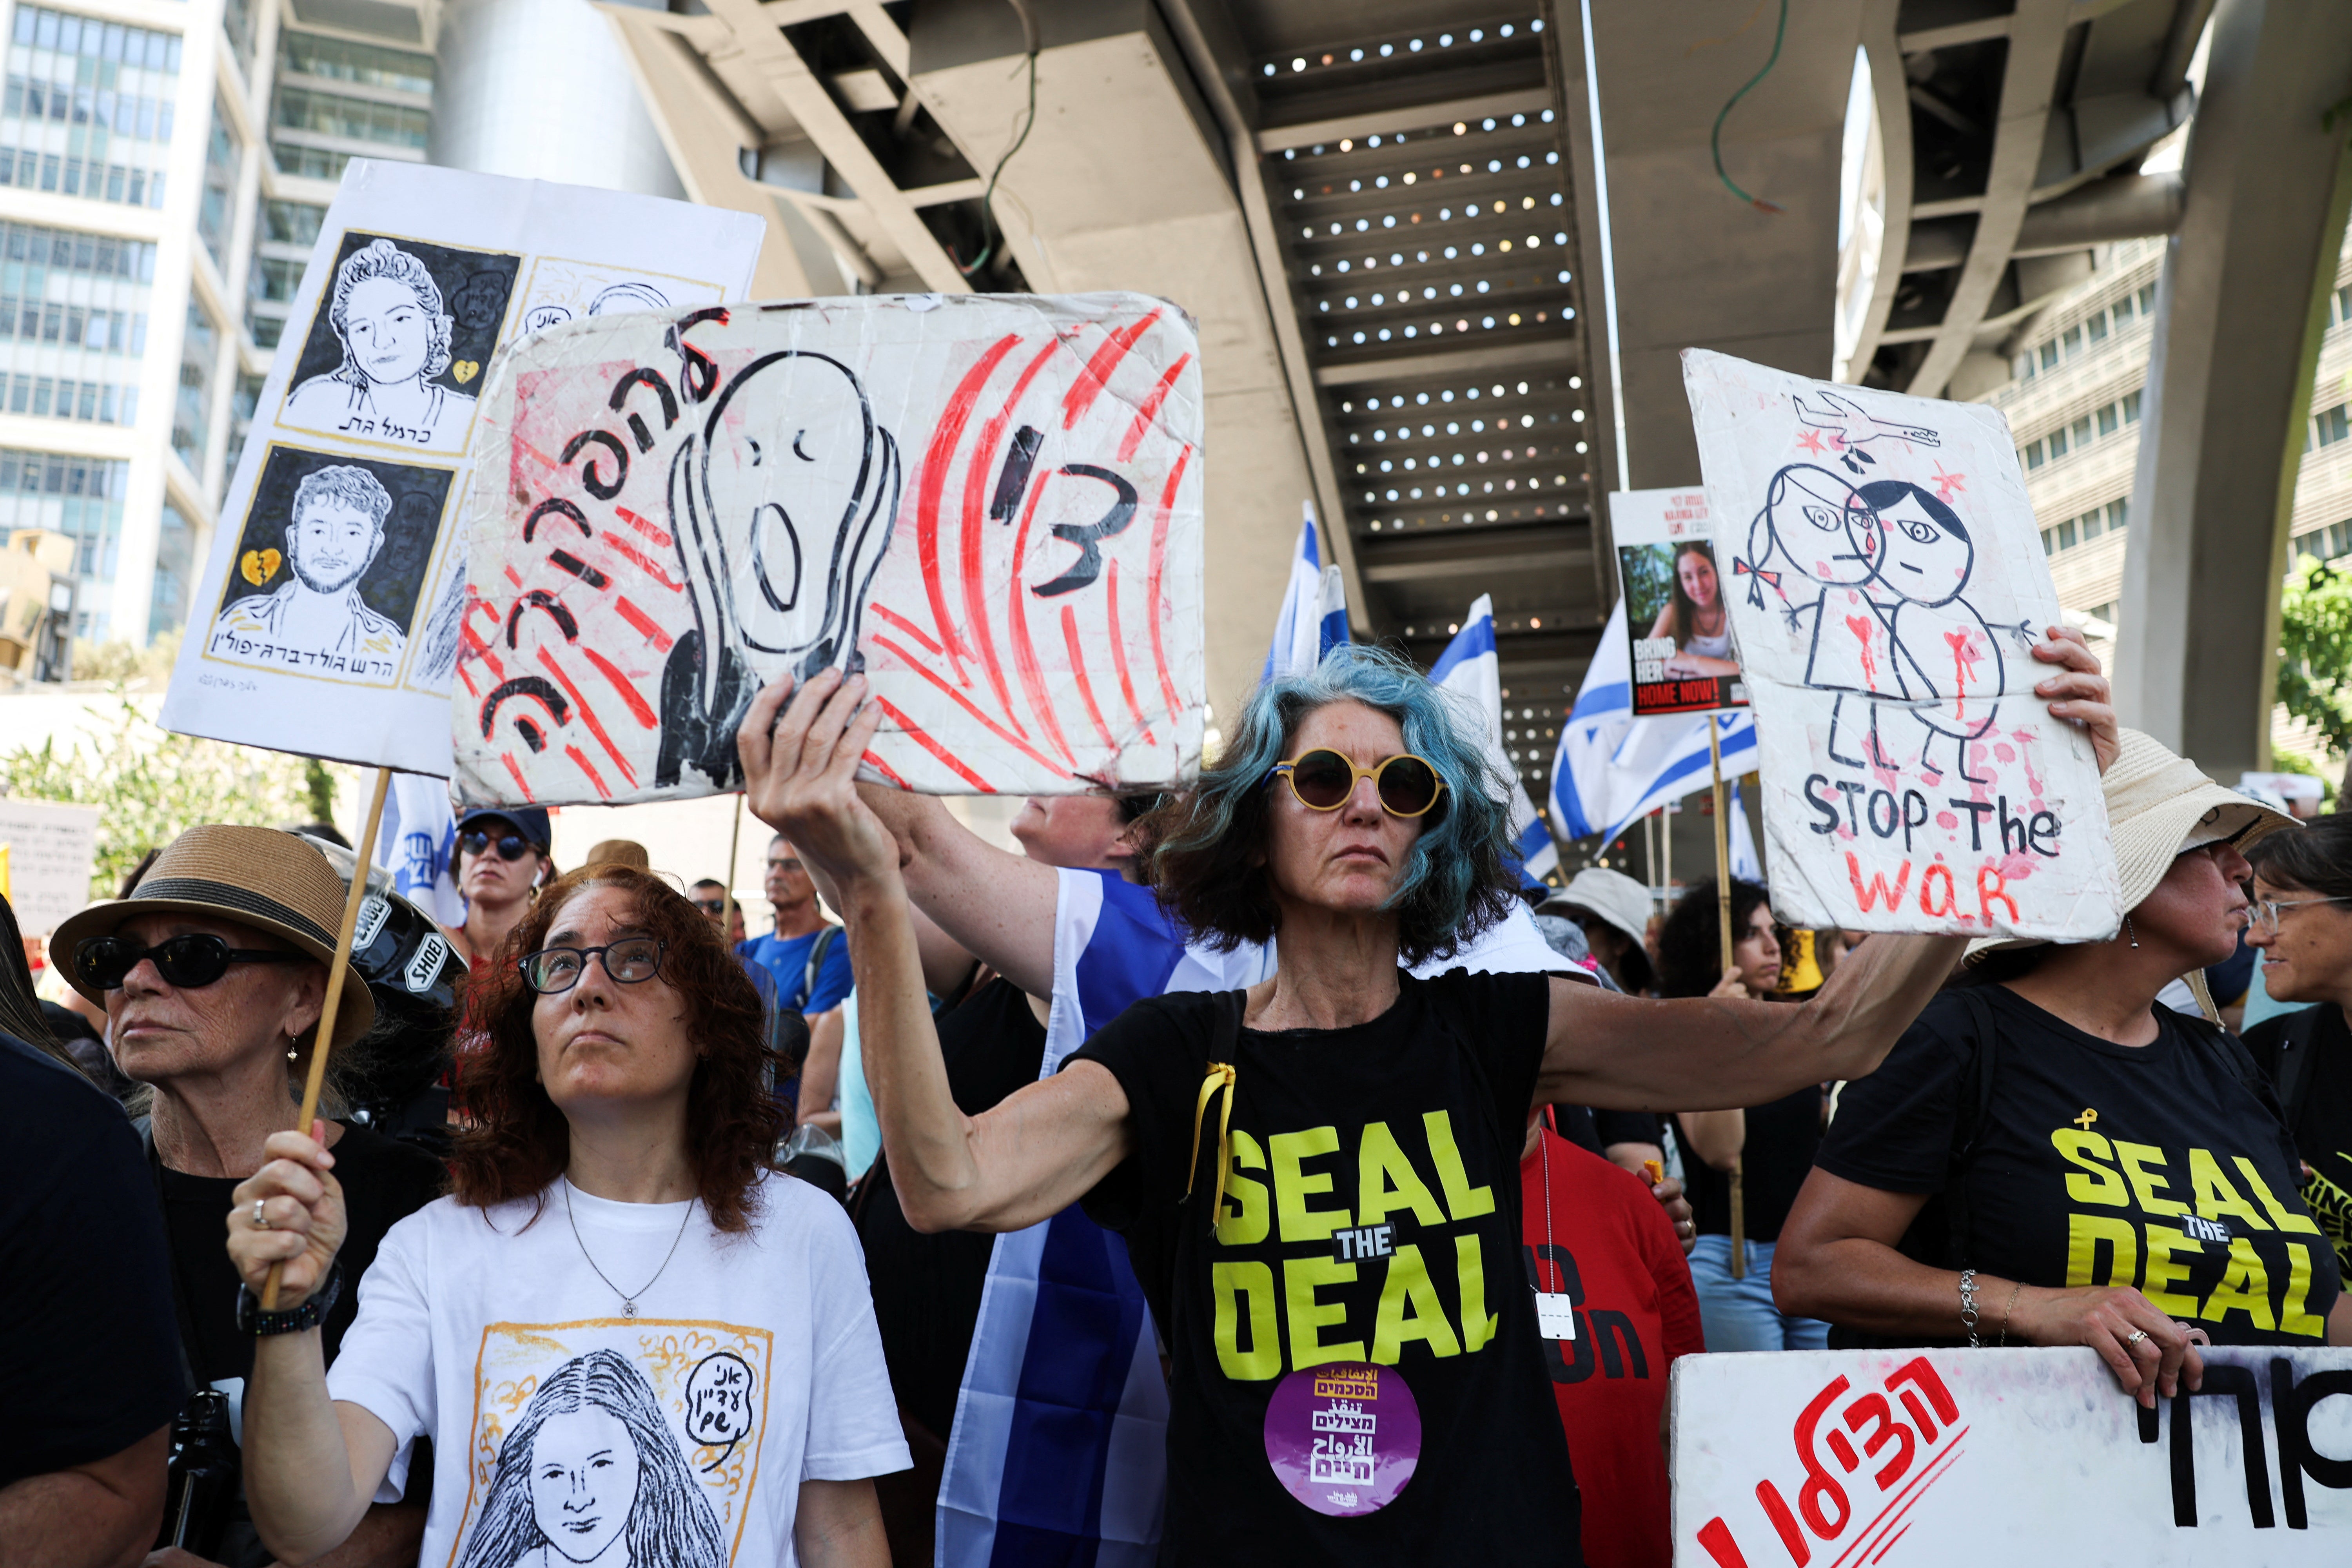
left=450, top=293, right=1205, bottom=806
left=1673, top=1346, right=2352, bottom=1564
left=1612, top=487, right=1748, bottom=716
left=0, top=797, right=98, bottom=933
left=1681, top=350, right=2121, bottom=938
left=158, top=161, right=765, bottom=775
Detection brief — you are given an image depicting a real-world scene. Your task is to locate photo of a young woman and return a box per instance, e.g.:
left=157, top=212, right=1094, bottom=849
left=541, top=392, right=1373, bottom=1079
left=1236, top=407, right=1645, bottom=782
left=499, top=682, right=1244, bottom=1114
left=1646, top=541, right=1740, bottom=677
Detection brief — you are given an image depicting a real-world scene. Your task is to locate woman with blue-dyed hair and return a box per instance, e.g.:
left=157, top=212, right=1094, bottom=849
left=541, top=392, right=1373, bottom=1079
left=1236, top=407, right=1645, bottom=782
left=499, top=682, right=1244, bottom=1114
left=745, top=622, right=2118, bottom=1565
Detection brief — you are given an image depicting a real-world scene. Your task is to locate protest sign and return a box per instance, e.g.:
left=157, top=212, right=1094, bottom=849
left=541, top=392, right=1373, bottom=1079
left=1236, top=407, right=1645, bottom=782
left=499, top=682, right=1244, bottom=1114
left=449, top=293, right=1206, bottom=806
left=0, top=797, right=98, bottom=933
left=158, top=160, right=765, bottom=777
left=1612, top=488, right=1747, bottom=717
left=1673, top=1345, right=2352, bottom=1564
left=1681, top=350, right=2120, bottom=939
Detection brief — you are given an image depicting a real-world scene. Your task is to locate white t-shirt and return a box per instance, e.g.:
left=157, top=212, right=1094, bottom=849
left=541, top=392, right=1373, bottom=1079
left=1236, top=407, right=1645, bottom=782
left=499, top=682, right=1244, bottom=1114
left=328, top=1171, right=908, bottom=1568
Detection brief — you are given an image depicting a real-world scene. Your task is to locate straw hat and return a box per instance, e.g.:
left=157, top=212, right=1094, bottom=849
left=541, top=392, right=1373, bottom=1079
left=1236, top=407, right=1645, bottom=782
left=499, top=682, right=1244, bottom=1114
left=1543, top=867, right=1652, bottom=951
left=52, top=824, right=377, bottom=1047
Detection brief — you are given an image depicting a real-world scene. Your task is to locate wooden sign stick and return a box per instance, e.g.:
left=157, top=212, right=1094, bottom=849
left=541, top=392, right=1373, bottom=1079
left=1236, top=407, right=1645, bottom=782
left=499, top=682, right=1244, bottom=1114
left=261, top=764, right=393, bottom=1310
left=1708, top=717, right=1748, bottom=1281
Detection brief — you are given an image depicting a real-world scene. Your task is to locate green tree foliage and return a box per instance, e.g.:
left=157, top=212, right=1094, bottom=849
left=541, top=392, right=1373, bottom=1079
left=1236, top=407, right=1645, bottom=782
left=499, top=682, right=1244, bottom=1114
left=2278, top=555, right=2352, bottom=759
left=0, top=694, right=352, bottom=898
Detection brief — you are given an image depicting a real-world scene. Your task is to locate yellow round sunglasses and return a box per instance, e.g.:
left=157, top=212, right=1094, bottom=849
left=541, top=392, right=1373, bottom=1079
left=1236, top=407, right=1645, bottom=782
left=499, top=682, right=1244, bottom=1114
left=1266, top=749, right=1447, bottom=818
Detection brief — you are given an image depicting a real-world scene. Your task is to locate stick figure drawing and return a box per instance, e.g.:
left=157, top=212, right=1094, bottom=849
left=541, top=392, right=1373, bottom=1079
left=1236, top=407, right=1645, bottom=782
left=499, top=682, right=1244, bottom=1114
left=454, top=1349, right=726, bottom=1568
left=1737, top=462, right=2033, bottom=782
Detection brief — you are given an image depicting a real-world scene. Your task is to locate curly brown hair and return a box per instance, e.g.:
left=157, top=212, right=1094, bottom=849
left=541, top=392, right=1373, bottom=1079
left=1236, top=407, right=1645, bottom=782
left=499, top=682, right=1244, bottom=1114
left=449, top=864, right=782, bottom=1233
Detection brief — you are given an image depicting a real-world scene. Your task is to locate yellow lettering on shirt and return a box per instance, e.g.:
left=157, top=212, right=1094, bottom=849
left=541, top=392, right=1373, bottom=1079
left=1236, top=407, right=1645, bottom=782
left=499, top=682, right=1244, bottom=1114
left=2186, top=1147, right=2269, bottom=1230
left=2140, top=1223, right=2202, bottom=1314
left=1283, top=1255, right=1363, bottom=1368
left=2198, top=1238, right=2276, bottom=1332
left=1454, top=1233, right=1499, bottom=1352
left=2114, top=1141, right=2190, bottom=1217
left=2065, top=1212, right=2138, bottom=1288
left=1369, top=1243, right=1461, bottom=1363
left=1424, top=1110, right=1495, bottom=1221
left=1271, top=1127, right=1351, bottom=1242
left=2233, top=1156, right=2325, bottom=1235
left=2281, top=1242, right=2327, bottom=1338
left=1211, top=1261, right=1281, bottom=1380
left=1357, top=1120, right=1446, bottom=1229
left=2051, top=1129, right=2129, bottom=1206
left=1216, top=1130, right=1270, bottom=1247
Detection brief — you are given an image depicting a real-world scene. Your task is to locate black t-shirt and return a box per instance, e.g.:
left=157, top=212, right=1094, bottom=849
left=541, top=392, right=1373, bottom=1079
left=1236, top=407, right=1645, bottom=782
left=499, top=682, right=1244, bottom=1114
left=2243, top=1002, right=2352, bottom=1281
left=1675, top=1085, right=1824, bottom=1243
left=156, top=1120, right=446, bottom=1386
left=0, top=1033, right=183, bottom=1487
left=1066, top=969, right=1579, bottom=1564
left=856, top=976, right=1049, bottom=1441
left=1819, top=986, right=2342, bottom=1345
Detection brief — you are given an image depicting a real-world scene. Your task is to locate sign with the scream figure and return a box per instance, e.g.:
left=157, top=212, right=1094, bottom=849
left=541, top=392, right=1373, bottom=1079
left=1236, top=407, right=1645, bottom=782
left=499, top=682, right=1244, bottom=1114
left=1680, top=349, right=2121, bottom=939
left=452, top=293, right=1205, bottom=806
left=1672, top=1347, right=2352, bottom=1564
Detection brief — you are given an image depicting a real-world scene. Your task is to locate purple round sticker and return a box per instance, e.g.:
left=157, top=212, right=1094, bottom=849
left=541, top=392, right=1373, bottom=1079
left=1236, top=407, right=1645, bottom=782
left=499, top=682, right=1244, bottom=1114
left=1262, top=1361, right=1422, bottom=1517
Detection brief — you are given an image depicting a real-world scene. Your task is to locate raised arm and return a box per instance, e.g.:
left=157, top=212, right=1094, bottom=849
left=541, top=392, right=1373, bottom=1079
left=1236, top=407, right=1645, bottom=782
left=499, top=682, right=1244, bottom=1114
left=742, top=670, right=1133, bottom=1232
left=840, top=786, right=1060, bottom=998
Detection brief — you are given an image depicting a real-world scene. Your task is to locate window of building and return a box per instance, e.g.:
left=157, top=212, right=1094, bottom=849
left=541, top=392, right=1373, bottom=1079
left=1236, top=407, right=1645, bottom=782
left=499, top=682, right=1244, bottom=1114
left=272, top=143, right=349, bottom=181
left=2317, top=403, right=2351, bottom=448
left=2097, top=403, right=2119, bottom=436
left=263, top=198, right=325, bottom=246
left=2055, top=518, right=2077, bottom=549
left=2076, top=508, right=2102, bottom=543
left=2049, top=426, right=2069, bottom=459
left=2024, top=439, right=2044, bottom=469
left=245, top=254, right=299, bottom=348
left=0, top=448, right=130, bottom=630
left=172, top=302, right=218, bottom=474
left=272, top=85, right=429, bottom=151
left=2122, top=389, right=2141, bottom=423
left=2038, top=341, right=2059, bottom=371
left=2062, top=325, right=2083, bottom=358
left=149, top=497, right=195, bottom=636
left=227, top=370, right=263, bottom=477
left=2070, top=415, right=2092, bottom=449
left=198, top=109, right=238, bottom=270
left=280, top=32, right=434, bottom=96
left=2015, top=353, right=2034, bottom=381
left=2138, top=283, right=2157, bottom=314
left=2113, top=293, right=2134, bottom=324
left=2107, top=499, right=2129, bottom=532
left=2, top=6, right=179, bottom=213
left=2337, top=285, right=2352, bottom=327
left=0, top=221, right=152, bottom=427
left=223, top=0, right=259, bottom=76
left=2041, top=526, right=2056, bottom=555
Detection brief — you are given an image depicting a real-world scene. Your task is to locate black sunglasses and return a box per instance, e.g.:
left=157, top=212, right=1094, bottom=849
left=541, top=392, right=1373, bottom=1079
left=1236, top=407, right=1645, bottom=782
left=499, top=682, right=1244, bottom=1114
left=460, top=829, right=537, bottom=861
left=77, top=934, right=306, bottom=991
left=691, top=897, right=728, bottom=915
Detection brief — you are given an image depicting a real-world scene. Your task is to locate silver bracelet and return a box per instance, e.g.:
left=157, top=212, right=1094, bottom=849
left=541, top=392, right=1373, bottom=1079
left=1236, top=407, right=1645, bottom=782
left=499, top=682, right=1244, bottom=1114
left=1958, top=1267, right=1981, bottom=1349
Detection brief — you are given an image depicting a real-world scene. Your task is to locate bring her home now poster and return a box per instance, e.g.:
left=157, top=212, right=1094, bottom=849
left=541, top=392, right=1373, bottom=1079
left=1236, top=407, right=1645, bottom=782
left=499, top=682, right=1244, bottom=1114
left=1612, top=486, right=1748, bottom=717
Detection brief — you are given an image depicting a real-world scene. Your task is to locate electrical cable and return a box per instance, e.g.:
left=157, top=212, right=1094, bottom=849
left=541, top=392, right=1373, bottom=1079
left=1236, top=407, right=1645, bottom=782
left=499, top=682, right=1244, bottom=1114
left=1709, top=0, right=1788, bottom=214
left=960, top=0, right=1041, bottom=278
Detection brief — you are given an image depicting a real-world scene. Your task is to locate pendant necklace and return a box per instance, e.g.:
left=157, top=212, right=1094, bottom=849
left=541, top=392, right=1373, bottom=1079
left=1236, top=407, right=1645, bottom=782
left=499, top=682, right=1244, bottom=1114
left=564, top=1177, right=696, bottom=1319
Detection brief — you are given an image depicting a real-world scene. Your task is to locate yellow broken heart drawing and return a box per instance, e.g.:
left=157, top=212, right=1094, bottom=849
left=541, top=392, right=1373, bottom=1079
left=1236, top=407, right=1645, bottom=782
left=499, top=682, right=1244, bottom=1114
left=240, top=548, right=281, bottom=586
left=452, top=359, right=479, bottom=384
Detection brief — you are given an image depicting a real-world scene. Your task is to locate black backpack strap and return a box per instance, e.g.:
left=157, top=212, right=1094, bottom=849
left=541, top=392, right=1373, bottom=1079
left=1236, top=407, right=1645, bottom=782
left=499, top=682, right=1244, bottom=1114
left=801, top=924, right=842, bottom=1011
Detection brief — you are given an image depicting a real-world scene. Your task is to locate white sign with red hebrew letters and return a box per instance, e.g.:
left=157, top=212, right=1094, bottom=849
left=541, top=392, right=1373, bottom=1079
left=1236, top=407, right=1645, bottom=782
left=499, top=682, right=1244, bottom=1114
left=450, top=292, right=1205, bottom=807
left=1681, top=349, right=2121, bottom=939
left=1672, top=1347, right=2352, bottom=1565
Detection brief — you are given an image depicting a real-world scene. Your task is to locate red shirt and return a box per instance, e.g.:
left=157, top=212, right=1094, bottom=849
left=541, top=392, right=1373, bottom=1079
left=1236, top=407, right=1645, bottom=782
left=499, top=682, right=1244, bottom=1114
left=1521, top=1121, right=1705, bottom=1568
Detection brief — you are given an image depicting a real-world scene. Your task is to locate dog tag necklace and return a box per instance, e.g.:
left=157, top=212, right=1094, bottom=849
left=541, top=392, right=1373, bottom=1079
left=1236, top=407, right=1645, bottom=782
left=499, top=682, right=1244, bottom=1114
left=1533, top=1118, right=1575, bottom=1341
left=565, top=1178, right=695, bottom=1319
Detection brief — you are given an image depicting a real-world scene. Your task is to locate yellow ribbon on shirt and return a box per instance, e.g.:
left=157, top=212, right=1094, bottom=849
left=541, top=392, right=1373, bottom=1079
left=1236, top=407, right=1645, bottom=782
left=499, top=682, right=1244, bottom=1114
left=1187, top=1062, right=1238, bottom=1230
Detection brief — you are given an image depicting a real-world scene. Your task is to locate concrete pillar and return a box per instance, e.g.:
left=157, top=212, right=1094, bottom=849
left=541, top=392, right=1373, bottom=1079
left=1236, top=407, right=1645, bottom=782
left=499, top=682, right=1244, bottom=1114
left=429, top=0, right=684, bottom=198
left=2116, top=0, right=2352, bottom=775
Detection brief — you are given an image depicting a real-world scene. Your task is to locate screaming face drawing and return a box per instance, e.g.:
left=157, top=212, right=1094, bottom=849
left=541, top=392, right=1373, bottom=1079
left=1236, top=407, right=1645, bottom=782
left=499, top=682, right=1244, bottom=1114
left=455, top=1349, right=725, bottom=1568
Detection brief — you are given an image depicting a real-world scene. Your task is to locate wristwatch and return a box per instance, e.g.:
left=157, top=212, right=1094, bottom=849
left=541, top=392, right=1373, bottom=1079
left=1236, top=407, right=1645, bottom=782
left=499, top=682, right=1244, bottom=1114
left=236, top=1261, right=343, bottom=1336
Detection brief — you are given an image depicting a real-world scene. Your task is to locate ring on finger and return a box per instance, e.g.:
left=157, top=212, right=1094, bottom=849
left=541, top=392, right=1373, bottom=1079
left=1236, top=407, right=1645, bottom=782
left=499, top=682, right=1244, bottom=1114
left=253, top=1198, right=270, bottom=1230
left=2125, top=1328, right=2149, bottom=1347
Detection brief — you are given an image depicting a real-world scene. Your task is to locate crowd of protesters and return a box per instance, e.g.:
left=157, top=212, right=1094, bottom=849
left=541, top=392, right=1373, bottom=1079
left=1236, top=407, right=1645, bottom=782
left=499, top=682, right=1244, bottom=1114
left=4, top=621, right=2349, bottom=1568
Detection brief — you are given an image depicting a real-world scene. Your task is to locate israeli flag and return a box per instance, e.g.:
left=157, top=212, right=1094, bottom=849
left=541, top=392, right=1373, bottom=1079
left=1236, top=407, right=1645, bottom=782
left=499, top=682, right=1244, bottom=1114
left=1262, top=505, right=1350, bottom=682
left=1728, top=777, right=1763, bottom=882
left=937, top=870, right=1575, bottom=1566
left=1549, top=599, right=1756, bottom=849
left=373, top=774, right=464, bottom=926
left=1429, top=594, right=1558, bottom=887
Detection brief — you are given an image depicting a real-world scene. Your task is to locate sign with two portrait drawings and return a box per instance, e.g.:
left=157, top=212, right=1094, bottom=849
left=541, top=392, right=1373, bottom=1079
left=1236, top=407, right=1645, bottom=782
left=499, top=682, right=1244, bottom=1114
left=450, top=292, right=1206, bottom=808
left=1673, top=1347, right=2352, bottom=1564
left=1611, top=486, right=1747, bottom=716
left=159, top=160, right=765, bottom=775
left=1680, top=349, right=2121, bottom=939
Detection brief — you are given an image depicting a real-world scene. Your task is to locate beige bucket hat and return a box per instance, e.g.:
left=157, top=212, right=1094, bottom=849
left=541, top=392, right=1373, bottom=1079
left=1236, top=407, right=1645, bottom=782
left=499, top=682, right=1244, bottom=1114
left=52, top=824, right=377, bottom=1047
left=1543, top=867, right=1652, bottom=950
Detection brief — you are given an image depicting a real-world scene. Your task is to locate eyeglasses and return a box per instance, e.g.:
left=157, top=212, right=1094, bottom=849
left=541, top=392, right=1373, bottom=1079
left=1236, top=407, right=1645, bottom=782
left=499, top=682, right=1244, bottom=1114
left=76, top=934, right=306, bottom=991
left=460, top=829, right=537, bottom=862
left=519, top=936, right=666, bottom=995
left=1267, top=750, right=1446, bottom=818
left=2252, top=896, right=2352, bottom=933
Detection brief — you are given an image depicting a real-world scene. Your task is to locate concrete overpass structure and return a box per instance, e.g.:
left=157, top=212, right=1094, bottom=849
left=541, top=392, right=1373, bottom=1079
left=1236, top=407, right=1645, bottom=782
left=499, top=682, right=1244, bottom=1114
left=572, top=0, right=2352, bottom=825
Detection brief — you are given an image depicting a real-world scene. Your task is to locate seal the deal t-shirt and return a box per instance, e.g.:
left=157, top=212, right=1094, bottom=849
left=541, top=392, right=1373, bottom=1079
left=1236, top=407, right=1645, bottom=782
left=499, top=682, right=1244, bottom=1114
left=328, top=1171, right=909, bottom=1567
left=1820, top=986, right=2341, bottom=1344
left=1066, top=969, right=1579, bottom=1564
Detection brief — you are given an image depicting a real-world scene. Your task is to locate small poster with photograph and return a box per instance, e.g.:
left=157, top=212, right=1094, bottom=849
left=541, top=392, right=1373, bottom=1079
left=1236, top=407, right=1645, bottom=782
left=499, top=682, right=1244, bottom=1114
left=1612, top=487, right=1746, bottom=715
left=160, top=160, right=763, bottom=776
